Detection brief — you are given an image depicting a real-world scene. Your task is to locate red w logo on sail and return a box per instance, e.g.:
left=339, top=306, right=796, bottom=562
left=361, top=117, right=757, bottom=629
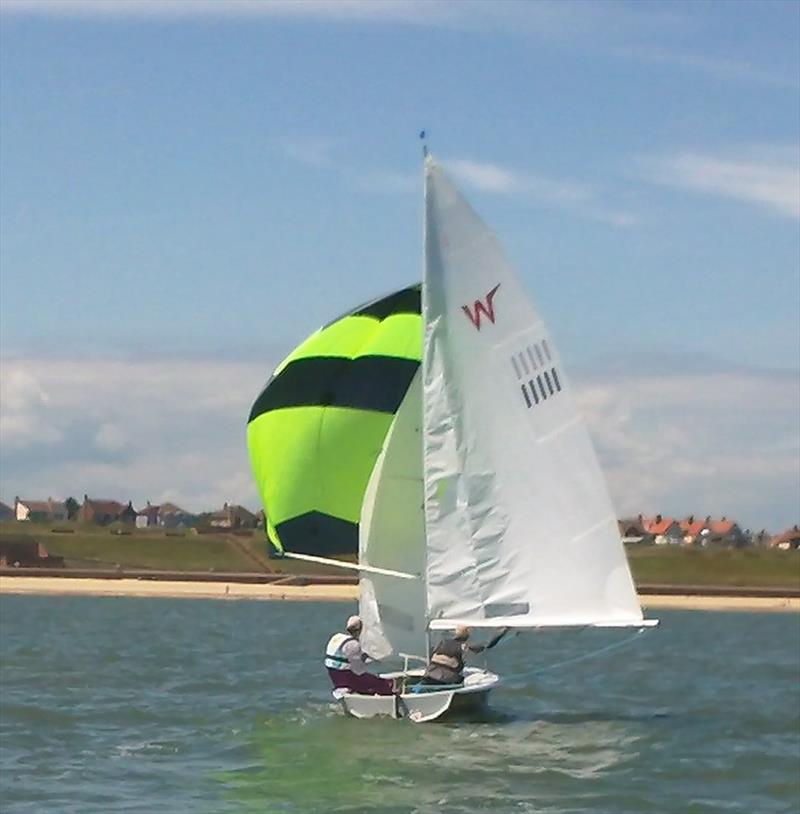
left=461, top=283, right=501, bottom=331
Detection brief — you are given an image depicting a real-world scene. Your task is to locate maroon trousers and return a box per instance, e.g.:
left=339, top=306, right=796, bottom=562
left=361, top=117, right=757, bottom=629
left=327, top=668, right=394, bottom=696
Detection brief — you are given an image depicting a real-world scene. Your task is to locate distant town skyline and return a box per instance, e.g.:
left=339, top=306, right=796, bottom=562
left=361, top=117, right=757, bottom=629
left=5, top=496, right=795, bottom=547
left=1, top=1, right=798, bottom=530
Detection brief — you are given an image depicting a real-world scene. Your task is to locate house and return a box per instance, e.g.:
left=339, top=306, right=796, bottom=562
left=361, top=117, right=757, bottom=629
left=704, top=517, right=746, bottom=547
left=78, top=495, right=138, bottom=526
left=679, top=515, right=709, bottom=545
left=751, top=529, right=772, bottom=547
left=0, top=501, right=14, bottom=522
left=208, top=503, right=257, bottom=530
left=0, top=536, right=64, bottom=568
left=159, top=502, right=195, bottom=528
left=14, top=497, right=68, bottom=523
left=137, top=501, right=195, bottom=528
left=136, top=502, right=157, bottom=528
left=769, top=526, right=800, bottom=550
left=642, top=515, right=683, bottom=545
left=618, top=515, right=652, bottom=544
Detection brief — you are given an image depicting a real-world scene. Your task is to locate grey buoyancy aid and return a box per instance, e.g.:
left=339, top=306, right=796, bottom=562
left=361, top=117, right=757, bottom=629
left=424, top=638, right=465, bottom=684
left=324, top=632, right=356, bottom=671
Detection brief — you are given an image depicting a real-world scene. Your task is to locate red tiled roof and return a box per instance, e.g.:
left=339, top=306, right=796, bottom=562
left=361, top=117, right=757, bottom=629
left=85, top=498, right=127, bottom=514
left=680, top=520, right=707, bottom=537
left=642, top=516, right=677, bottom=535
left=17, top=499, right=65, bottom=513
left=709, top=520, right=735, bottom=535
left=769, top=527, right=800, bottom=547
left=19, top=500, right=53, bottom=513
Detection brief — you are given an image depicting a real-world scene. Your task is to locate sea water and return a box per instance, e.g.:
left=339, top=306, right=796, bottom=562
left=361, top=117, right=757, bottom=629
left=0, top=595, right=798, bottom=814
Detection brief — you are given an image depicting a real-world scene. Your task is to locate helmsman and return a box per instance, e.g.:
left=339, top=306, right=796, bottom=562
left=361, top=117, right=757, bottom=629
left=324, top=615, right=395, bottom=696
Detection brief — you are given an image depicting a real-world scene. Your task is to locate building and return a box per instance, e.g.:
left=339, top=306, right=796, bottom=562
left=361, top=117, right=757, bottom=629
left=642, top=515, right=684, bottom=545
left=137, top=501, right=195, bottom=528
left=751, top=529, right=772, bottom=547
left=208, top=503, right=258, bottom=530
left=679, top=515, right=709, bottom=545
left=78, top=495, right=138, bottom=526
left=0, top=501, right=14, bottom=522
left=704, top=517, right=746, bottom=547
left=0, top=536, right=64, bottom=568
left=14, top=497, right=68, bottom=523
left=137, top=502, right=160, bottom=528
left=769, top=526, right=800, bottom=550
left=618, top=515, right=651, bottom=544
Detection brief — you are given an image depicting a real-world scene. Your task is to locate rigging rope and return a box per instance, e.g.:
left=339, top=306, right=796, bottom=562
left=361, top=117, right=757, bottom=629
left=499, top=628, right=649, bottom=683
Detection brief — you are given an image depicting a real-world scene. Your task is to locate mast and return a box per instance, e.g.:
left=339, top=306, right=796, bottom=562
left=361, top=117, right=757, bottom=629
left=420, top=133, right=432, bottom=655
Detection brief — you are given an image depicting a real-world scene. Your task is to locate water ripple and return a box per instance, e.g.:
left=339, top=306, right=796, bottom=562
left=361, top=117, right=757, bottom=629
left=1, top=597, right=798, bottom=814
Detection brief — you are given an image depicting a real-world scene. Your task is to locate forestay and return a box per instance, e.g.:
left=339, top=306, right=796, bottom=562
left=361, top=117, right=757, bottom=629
left=422, top=156, right=645, bottom=629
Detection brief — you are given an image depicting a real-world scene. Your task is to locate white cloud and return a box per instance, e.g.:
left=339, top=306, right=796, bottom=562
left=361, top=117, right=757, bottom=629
left=352, top=168, right=417, bottom=194
left=0, top=0, right=695, bottom=62
left=1, top=354, right=797, bottom=531
left=448, top=158, right=638, bottom=227
left=641, top=149, right=800, bottom=219
left=0, top=0, right=469, bottom=23
left=277, top=138, right=418, bottom=195
left=615, top=46, right=799, bottom=89
left=447, top=160, right=526, bottom=194
left=277, top=137, right=338, bottom=168
left=0, top=0, right=606, bottom=25
left=577, top=365, right=800, bottom=531
left=278, top=146, right=638, bottom=221
left=94, top=422, right=129, bottom=452
left=8, top=0, right=786, bottom=97
left=0, top=356, right=274, bottom=512
left=0, top=367, right=61, bottom=447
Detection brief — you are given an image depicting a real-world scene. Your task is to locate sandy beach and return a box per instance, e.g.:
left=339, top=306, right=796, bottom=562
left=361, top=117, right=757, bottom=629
left=0, top=576, right=357, bottom=602
left=1, top=575, right=798, bottom=612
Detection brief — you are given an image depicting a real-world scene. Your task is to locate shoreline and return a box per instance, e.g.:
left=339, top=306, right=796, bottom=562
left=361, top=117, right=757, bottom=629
left=1, top=576, right=798, bottom=612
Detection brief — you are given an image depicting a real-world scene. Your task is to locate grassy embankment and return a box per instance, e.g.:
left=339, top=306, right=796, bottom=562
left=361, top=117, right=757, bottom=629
left=2, top=522, right=798, bottom=589
left=626, top=545, right=799, bottom=589
left=0, top=522, right=338, bottom=575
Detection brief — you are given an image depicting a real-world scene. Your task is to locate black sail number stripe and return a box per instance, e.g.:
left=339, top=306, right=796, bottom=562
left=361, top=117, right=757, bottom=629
left=248, top=355, right=420, bottom=420
left=275, top=512, right=358, bottom=556
left=321, top=284, right=421, bottom=329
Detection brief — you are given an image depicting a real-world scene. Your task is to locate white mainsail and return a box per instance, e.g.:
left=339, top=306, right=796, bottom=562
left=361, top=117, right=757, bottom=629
left=422, top=156, right=645, bottom=629
left=359, top=155, right=648, bottom=661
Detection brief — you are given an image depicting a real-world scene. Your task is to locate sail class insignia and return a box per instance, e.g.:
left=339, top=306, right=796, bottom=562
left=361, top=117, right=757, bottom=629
left=511, top=345, right=563, bottom=410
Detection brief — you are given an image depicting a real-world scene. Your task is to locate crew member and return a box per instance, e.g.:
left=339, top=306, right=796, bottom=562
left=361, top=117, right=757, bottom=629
left=324, top=615, right=395, bottom=696
left=420, top=625, right=509, bottom=686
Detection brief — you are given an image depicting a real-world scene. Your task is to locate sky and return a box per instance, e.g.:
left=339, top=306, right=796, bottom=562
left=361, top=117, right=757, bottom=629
left=0, top=0, right=798, bottom=532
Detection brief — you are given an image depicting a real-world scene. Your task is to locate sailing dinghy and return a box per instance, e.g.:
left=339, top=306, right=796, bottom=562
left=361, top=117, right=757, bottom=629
left=248, top=154, right=657, bottom=723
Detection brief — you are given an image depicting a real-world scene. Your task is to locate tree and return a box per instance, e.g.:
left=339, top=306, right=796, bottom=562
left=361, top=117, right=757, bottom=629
left=65, top=497, right=80, bottom=521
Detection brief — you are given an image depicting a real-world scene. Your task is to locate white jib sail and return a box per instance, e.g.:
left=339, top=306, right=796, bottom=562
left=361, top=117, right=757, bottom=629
left=359, top=371, right=428, bottom=660
left=422, top=156, right=644, bottom=628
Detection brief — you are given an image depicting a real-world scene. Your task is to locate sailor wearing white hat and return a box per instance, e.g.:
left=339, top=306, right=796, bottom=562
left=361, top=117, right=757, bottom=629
left=324, top=614, right=395, bottom=696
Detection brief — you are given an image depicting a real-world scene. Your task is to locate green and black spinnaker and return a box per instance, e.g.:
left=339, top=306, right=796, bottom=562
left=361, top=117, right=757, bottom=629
left=247, top=284, right=421, bottom=556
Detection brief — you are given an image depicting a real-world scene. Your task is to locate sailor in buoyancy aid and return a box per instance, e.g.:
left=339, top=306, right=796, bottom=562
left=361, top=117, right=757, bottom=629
left=324, top=615, right=395, bottom=696
left=421, top=625, right=509, bottom=686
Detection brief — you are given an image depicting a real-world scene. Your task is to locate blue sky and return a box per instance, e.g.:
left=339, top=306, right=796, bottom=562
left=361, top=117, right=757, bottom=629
left=1, top=0, right=798, bottom=531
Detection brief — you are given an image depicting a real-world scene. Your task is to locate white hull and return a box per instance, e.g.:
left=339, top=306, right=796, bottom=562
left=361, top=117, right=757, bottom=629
left=332, top=666, right=499, bottom=723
